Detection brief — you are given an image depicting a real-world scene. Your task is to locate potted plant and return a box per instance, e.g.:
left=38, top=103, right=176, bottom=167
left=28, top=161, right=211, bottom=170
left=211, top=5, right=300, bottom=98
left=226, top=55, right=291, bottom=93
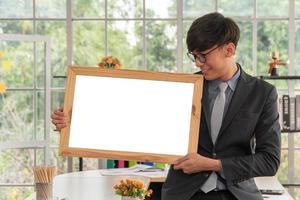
left=113, top=178, right=153, bottom=200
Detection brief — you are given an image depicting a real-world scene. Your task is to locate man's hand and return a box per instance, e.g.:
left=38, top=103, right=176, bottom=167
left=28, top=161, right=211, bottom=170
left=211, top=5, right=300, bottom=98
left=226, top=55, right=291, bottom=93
left=51, top=107, right=67, bottom=131
left=173, top=153, right=221, bottom=174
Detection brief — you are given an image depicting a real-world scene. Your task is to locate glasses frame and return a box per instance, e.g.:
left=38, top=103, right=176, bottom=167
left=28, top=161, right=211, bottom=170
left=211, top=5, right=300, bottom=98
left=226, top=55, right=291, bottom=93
left=187, top=44, right=222, bottom=63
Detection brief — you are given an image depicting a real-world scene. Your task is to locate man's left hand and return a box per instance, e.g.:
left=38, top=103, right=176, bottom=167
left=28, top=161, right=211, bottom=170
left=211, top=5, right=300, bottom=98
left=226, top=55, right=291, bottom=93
left=173, top=153, right=221, bottom=174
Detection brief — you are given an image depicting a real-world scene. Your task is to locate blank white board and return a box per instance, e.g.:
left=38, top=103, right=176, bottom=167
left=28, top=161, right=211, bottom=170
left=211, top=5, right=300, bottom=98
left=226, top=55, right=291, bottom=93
left=60, top=67, right=203, bottom=163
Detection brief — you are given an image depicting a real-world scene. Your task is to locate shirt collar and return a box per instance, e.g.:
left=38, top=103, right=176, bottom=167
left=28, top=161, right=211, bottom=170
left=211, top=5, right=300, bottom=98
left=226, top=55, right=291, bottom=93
left=208, top=65, right=240, bottom=92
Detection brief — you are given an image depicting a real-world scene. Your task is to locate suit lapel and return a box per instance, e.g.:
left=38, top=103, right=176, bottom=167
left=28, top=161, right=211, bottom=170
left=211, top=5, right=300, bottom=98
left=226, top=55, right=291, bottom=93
left=218, top=69, right=252, bottom=137
left=201, top=80, right=211, bottom=134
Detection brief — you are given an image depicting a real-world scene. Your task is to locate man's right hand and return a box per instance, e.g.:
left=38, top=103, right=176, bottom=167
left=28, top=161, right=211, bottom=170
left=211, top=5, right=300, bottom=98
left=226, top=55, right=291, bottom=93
left=51, top=107, right=67, bottom=131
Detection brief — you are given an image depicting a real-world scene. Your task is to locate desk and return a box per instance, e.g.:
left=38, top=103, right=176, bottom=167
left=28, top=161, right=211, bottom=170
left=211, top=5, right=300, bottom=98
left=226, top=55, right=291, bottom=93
left=53, top=170, right=293, bottom=200
left=254, top=176, right=293, bottom=200
left=53, top=171, right=150, bottom=200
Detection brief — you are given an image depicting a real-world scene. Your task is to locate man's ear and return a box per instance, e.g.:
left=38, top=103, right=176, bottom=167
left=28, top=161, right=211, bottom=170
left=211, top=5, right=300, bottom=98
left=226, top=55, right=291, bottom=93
left=224, top=42, right=236, bottom=57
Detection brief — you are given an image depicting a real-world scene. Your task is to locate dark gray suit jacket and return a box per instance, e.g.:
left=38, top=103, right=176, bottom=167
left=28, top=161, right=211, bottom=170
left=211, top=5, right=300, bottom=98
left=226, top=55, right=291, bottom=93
left=161, top=66, right=281, bottom=200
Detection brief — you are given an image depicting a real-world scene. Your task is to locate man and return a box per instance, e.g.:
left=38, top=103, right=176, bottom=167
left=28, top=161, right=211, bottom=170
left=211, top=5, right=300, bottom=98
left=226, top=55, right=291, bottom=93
left=51, top=12, right=281, bottom=200
left=161, top=12, right=281, bottom=200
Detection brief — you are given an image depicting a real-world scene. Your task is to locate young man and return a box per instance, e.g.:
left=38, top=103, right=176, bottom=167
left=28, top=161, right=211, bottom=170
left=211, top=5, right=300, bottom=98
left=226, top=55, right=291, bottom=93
left=161, top=12, right=281, bottom=200
left=51, top=12, right=280, bottom=200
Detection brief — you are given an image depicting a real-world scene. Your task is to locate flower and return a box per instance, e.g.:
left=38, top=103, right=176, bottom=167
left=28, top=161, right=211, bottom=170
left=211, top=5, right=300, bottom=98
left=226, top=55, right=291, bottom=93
left=0, top=50, right=8, bottom=94
left=0, top=82, right=6, bottom=93
left=113, top=178, right=153, bottom=200
left=98, top=55, right=121, bottom=69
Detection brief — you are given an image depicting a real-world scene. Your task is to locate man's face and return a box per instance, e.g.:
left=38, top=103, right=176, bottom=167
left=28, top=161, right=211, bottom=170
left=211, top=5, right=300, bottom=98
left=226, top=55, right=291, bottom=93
left=192, top=44, right=234, bottom=81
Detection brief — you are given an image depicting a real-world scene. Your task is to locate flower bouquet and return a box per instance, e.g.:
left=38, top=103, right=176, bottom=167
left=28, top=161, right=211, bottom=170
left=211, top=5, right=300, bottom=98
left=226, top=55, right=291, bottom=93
left=113, top=178, right=153, bottom=200
left=98, top=55, right=121, bottom=69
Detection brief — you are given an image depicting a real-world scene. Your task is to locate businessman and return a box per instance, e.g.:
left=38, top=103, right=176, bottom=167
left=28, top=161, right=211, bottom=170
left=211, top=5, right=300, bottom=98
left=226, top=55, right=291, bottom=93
left=51, top=12, right=281, bottom=200
left=161, top=12, right=281, bottom=200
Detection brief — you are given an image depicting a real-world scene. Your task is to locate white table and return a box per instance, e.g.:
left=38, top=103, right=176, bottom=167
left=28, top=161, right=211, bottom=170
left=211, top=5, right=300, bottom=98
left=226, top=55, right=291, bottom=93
left=52, top=169, right=293, bottom=200
left=255, top=176, right=294, bottom=200
left=53, top=170, right=150, bottom=200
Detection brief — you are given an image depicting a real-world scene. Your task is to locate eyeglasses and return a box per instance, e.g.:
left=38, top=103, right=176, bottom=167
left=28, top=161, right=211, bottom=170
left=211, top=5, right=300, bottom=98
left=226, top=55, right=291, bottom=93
left=187, top=45, right=221, bottom=63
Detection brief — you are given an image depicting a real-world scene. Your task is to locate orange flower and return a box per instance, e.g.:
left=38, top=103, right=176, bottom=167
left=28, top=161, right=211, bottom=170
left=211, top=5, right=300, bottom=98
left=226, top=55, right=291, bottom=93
left=113, top=178, right=152, bottom=198
left=146, top=189, right=153, bottom=197
left=0, top=82, right=6, bottom=93
left=98, top=55, right=121, bottom=69
left=132, top=187, right=137, bottom=193
left=106, top=58, right=113, bottom=64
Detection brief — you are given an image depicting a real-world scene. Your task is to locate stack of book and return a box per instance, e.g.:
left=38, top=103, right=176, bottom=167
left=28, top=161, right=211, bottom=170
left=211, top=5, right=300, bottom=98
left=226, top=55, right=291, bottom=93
left=279, top=94, right=300, bottom=132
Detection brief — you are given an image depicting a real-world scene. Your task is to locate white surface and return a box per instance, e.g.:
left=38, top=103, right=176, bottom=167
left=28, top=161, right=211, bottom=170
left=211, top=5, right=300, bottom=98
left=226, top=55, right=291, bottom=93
left=255, top=176, right=294, bottom=200
left=69, top=75, right=194, bottom=155
left=53, top=170, right=294, bottom=200
left=53, top=170, right=150, bottom=200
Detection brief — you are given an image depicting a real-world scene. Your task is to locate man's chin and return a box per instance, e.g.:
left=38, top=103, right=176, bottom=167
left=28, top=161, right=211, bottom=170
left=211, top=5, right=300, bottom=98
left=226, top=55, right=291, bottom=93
left=202, top=73, right=215, bottom=80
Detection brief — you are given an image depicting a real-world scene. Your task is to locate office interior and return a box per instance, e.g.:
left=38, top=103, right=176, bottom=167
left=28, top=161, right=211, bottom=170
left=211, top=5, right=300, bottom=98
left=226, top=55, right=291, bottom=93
left=0, top=0, right=300, bottom=199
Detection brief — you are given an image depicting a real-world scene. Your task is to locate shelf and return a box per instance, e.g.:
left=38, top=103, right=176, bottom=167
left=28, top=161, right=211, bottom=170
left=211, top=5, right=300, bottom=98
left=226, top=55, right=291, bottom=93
left=53, top=75, right=67, bottom=78
left=281, top=130, right=300, bottom=133
left=282, top=183, right=300, bottom=187
left=55, top=75, right=300, bottom=80
left=258, top=76, right=300, bottom=80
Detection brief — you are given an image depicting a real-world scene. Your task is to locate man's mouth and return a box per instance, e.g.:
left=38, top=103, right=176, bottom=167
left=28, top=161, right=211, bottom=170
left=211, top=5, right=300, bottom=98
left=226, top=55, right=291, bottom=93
left=201, top=68, right=210, bottom=73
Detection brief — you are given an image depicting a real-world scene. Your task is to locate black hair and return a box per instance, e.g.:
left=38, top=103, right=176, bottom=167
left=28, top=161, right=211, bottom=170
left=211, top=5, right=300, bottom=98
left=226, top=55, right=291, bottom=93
left=186, top=12, right=240, bottom=52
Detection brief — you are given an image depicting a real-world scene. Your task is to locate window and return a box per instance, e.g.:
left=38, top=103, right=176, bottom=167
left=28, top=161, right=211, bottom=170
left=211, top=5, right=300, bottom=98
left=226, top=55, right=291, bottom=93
left=0, top=0, right=299, bottom=198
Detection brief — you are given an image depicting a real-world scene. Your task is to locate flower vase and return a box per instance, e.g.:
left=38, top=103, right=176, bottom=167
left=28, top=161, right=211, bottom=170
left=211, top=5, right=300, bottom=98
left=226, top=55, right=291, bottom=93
left=121, top=196, right=139, bottom=200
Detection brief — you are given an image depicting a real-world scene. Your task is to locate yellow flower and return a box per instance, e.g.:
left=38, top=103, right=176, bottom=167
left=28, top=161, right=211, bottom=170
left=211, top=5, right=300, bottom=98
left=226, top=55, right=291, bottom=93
left=0, top=51, right=4, bottom=59
left=2, top=60, right=12, bottom=71
left=0, top=82, right=7, bottom=93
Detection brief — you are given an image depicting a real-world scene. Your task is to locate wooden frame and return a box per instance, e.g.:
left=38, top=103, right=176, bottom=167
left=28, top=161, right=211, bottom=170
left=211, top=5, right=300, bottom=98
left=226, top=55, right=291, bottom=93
left=59, top=66, right=203, bottom=163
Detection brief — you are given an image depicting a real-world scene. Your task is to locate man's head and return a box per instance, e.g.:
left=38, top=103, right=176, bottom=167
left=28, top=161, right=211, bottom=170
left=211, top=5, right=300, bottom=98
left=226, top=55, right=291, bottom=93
left=186, top=12, right=240, bottom=81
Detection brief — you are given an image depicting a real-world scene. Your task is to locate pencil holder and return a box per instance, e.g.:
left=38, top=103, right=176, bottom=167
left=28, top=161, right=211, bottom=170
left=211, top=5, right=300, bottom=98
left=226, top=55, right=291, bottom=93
left=36, top=182, right=53, bottom=200
left=33, top=166, right=57, bottom=200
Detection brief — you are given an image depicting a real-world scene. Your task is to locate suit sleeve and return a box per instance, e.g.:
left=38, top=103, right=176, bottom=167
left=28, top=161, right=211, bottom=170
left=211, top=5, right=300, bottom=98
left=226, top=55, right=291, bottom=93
left=221, top=86, right=281, bottom=186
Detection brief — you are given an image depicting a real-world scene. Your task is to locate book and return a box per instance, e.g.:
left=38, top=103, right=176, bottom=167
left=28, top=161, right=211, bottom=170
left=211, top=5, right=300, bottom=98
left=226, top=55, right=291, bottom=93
left=106, top=160, right=116, bottom=169
left=290, top=97, right=296, bottom=131
left=118, top=160, right=125, bottom=168
left=278, top=97, right=282, bottom=130
left=282, top=95, right=290, bottom=131
left=296, top=95, right=300, bottom=130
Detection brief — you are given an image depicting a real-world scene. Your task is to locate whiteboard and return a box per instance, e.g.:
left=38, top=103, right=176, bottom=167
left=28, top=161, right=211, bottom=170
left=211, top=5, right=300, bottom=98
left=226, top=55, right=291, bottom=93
left=60, top=67, right=203, bottom=163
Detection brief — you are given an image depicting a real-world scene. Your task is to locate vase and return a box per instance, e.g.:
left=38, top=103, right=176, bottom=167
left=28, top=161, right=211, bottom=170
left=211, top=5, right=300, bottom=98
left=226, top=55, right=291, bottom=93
left=121, top=196, right=139, bottom=200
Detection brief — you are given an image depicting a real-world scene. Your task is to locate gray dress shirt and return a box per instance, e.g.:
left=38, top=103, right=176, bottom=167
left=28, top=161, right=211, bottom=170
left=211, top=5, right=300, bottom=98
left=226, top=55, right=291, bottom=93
left=207, top=66, right=240, bottom=190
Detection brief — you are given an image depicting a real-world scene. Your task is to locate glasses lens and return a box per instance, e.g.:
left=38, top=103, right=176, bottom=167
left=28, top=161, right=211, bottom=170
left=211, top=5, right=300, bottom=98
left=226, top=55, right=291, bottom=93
left=198, top=54, right=206, bottom=63
left=187, top=52, right=207, bottom=63
left=187, top=52, right=196, bottom=62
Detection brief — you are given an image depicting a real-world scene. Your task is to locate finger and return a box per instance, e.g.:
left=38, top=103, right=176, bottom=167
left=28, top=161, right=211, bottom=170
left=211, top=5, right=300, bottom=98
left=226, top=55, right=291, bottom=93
left=52, top=119, right=66, bottom=126
left=54, top=109, right=65, bottom=116
left=173, top=161, right=187, bottom=170
left=56, top=123, right=67, bottom=130
left=174, top=159, right=194, bottom=171
left=51, top=114, right=65, bottom=120
left=173, top=155, right=190, bottom=165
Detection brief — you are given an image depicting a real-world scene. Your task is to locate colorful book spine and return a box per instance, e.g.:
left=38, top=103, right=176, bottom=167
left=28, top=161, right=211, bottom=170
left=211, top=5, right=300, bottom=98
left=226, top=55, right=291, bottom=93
left=290, top=97, right=296, bottom=131
left=118, top=160, right=125, bottom=168
left=106, top=159, right=115, bottom=169
left=282, top=95, right=290, bottom=131
left=155, top=162, right=166, bottom=169
left=278, top=97, right=282, bottom=130
left=128, top=161, right=137, bottom=167
left=143, top=162, right=154, bottom=166
left=296, top=95, right=300, bottom=130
